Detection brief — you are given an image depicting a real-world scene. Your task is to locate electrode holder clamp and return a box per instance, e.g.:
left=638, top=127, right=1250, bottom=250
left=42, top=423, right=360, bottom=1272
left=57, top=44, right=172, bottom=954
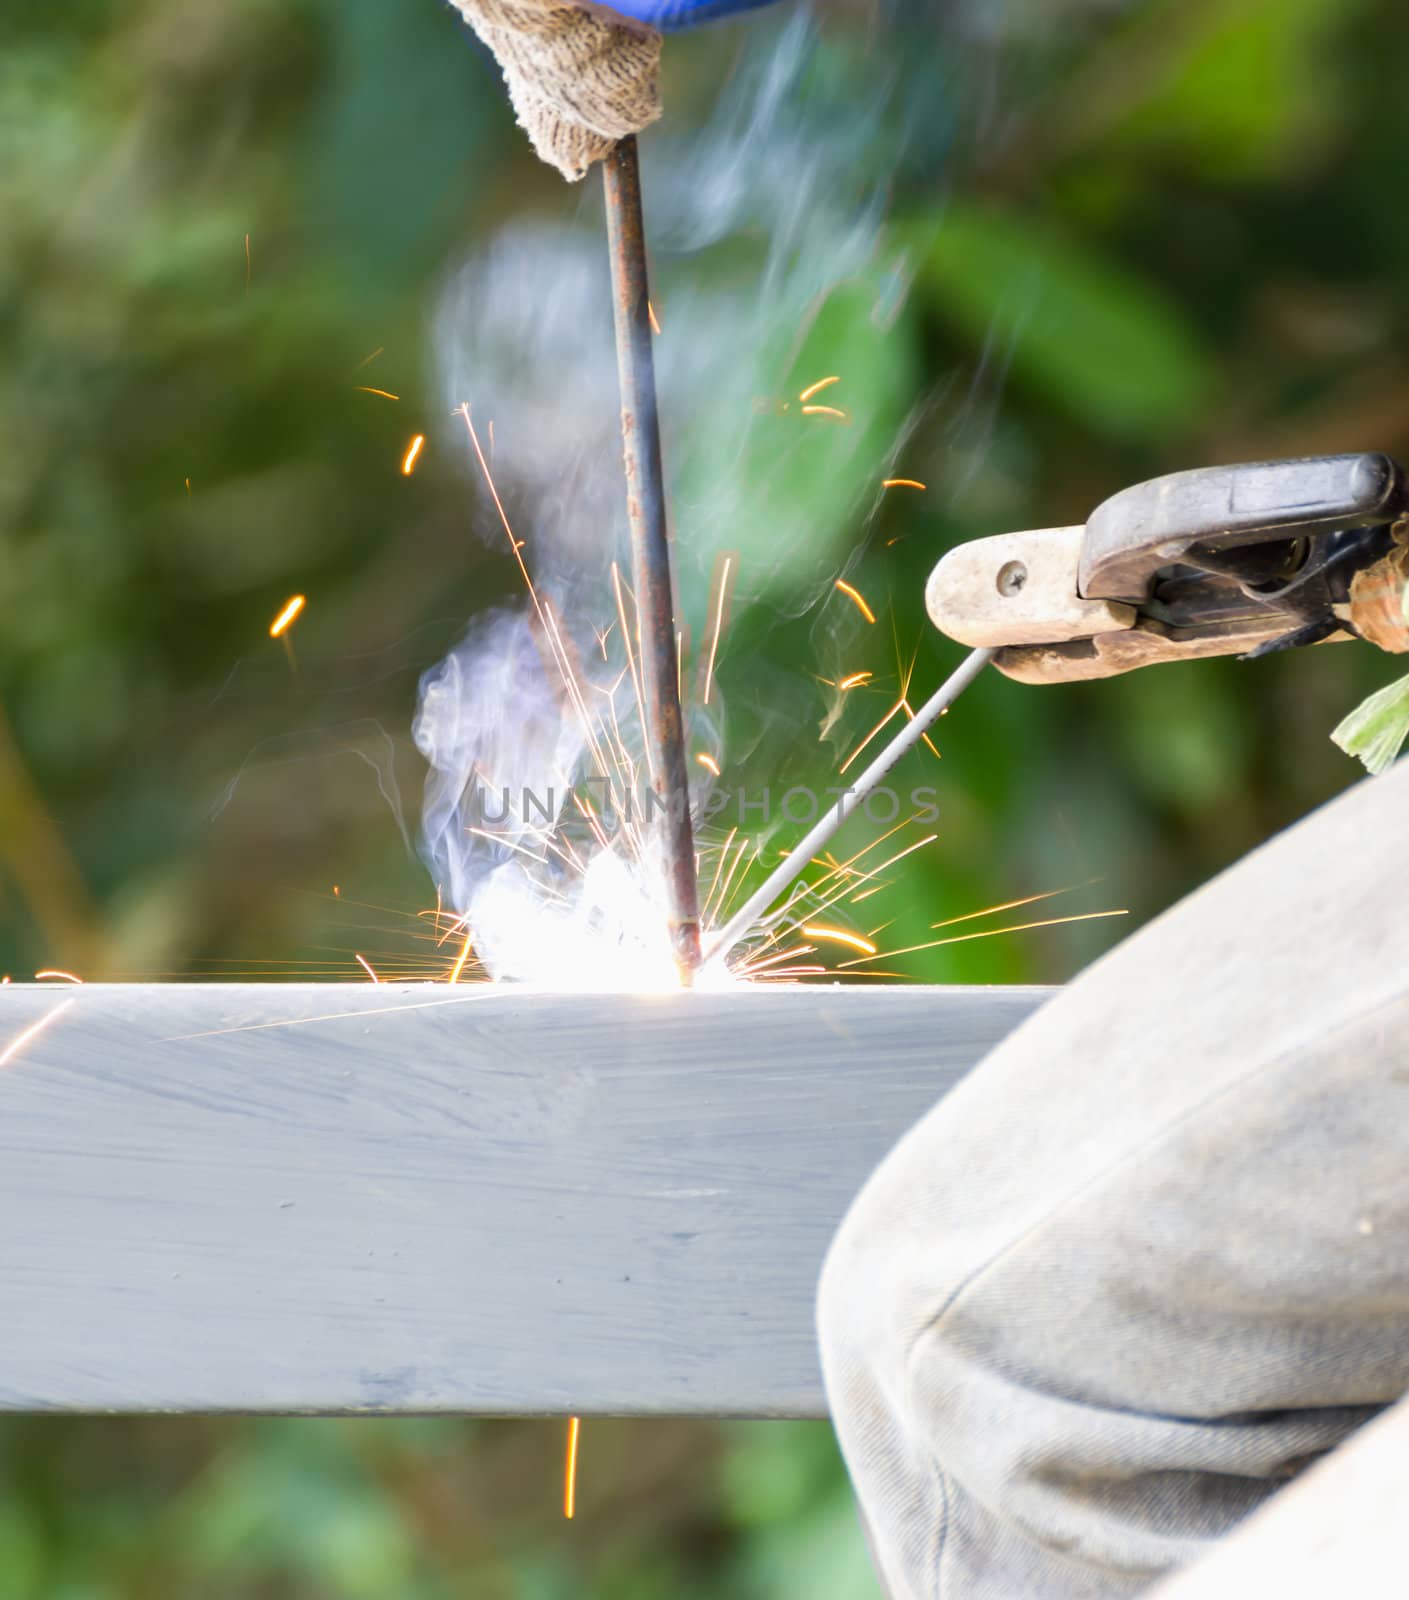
left=927, top=453, right=1409, bottom=684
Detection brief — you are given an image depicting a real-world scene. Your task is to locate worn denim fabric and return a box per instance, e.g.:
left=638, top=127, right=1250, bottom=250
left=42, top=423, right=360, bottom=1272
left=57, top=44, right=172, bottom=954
left=816, top=758, right=1409, bottom=1599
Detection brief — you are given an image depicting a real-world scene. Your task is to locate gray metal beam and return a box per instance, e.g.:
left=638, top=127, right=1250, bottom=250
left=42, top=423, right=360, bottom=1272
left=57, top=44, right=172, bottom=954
left=0, top=983, right=1052, bottom=1418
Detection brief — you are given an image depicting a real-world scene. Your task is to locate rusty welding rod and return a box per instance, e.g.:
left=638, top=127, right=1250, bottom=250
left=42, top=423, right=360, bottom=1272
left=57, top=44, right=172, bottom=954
left=602, top=136, right=704, bottom=983
left=702, top=646, right=996, bottom=972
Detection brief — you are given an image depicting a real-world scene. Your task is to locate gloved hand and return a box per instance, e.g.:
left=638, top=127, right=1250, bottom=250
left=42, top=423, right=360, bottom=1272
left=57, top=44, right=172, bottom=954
left=448, top=0, right=780, bottom=183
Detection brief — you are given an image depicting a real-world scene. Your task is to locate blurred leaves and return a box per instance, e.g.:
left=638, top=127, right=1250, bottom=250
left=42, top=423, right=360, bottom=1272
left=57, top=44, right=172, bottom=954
left=0, top=1417, right=870, bottom=1600
left=913, top=202, right=1215, bottom=440
left=1108, top=0, right=1365, bottom=179
left=691, top=267, right=921, bottom=596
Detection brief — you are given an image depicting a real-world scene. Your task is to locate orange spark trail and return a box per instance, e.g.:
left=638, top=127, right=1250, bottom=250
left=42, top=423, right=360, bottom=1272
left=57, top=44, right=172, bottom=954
left=564, top=1417, right=581, bottom=1518
left=269, top=595, right=306, bottom=638
left=839, top=699, right=903, bottom=774
left=611, top=562, right=650, bottom=772
left=701, top=827, right=738, bottom=924
left=702, top=554, right=734, bottom=706
left=803, top=833, right=939, bottom=923
left=801, top=925, right=877, bottom=955
left=460, top=405, right=541, bottom=609
left=696, top=752, right=721, bottom=776
left=244, top=232, right=251, bottom=288
left=648, top=300, right=662, bottom=336
left=899, top=698, right=943, bottom=762
left=542, top=600, right=616, bottom=786
left=793, top=820, right=914, bottom=904
left=837, top=909, right=1130, bottom=967
left=354, top=954, right=381, bottom=983
left=803, top=404, right=848, bottom=421
left=456, top=407, right=609, bottom=784
left=798, top=375, right=840, bottom=402
left=401, top=434, right=425, bottom=476
left=738, top=944, right=815, bottom=976
left=930, top=885, right=1090, bottom=931
left=447, top=930, right=475, bottom=985
left=710, top=836, right=758, bottom=926
left=34, top=969, right=83, bottom=984
left=354, top=346, right=384, bottom=371
left=834, top=580, right=876, bottom=624
left=356, top=387, right=400, bottom=401
left=837, top=671, right=872, bottom=690
left=571, top=791, right=613, bottom=854
left=882, top=478, right=927, bottom=490
left=1, top=999, right=75, bottom=1069
left=735, top=820, right=952, bottom=955
left=894, top=647, right=943, bottom=760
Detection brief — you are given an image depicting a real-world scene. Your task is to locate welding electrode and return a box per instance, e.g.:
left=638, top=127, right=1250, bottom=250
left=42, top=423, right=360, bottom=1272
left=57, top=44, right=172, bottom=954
left=602, top=136, right=704, bottom=983
left=703, top=647, right=996, bottom=971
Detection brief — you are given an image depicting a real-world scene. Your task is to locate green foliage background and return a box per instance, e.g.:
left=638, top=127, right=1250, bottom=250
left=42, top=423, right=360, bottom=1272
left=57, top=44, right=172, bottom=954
left=4, top=0, right=1409, bottom=1593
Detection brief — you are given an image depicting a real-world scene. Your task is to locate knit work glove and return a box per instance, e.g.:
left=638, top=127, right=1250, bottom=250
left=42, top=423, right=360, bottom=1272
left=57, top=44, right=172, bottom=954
left=448, top=0, right=662, bottom=182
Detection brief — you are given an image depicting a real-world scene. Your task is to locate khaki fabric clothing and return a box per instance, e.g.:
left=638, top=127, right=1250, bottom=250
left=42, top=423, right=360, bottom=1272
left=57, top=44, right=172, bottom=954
left=817, top=758, right=1409, bottom=1598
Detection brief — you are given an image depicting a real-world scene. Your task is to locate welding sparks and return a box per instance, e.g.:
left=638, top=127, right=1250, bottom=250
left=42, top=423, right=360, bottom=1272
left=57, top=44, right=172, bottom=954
left=356, top=386, right=400, bottom=401
left=882, top=478, right=927, bottom=491
left=803, top=404, right=849, bottom=421
left=647, top=300, right=662, bottom=336
left=353, top=346, right=384, bottom=371
left=839, top=699, right=903, bottom=774
left=930, top=885, right=1094, bottom=931
left=401, top=434, right=425, bottom=476
left=244, top=232, right=251, bottom=289
left=354, top=954, right=381, bottom=983
left=447, top=929, right=475, bottom=985
left=1, top=999, right=75, bottom=1069
left=34, top=969, right=83, bottom=984
left=269, top=595, right=306, bottom=639
left=837, top=908, right=1130, bottom=968
left=798, top=375, right=840, bottom=402
left=428, top=402, right=708, bottom=987
left=801, top=925, right=877, bottom=956
left=834, top=580, right=876, bottom=624
left=424, top=397, right=997, bottom=990
left=702, top=554, right=734, bottom=706
left=564, top=1417, right=581, bottom=1519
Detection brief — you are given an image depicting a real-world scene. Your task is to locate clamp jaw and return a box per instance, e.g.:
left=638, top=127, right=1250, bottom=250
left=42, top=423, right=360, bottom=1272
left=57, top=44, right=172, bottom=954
left=927, top=454, right=1409, bottom=684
